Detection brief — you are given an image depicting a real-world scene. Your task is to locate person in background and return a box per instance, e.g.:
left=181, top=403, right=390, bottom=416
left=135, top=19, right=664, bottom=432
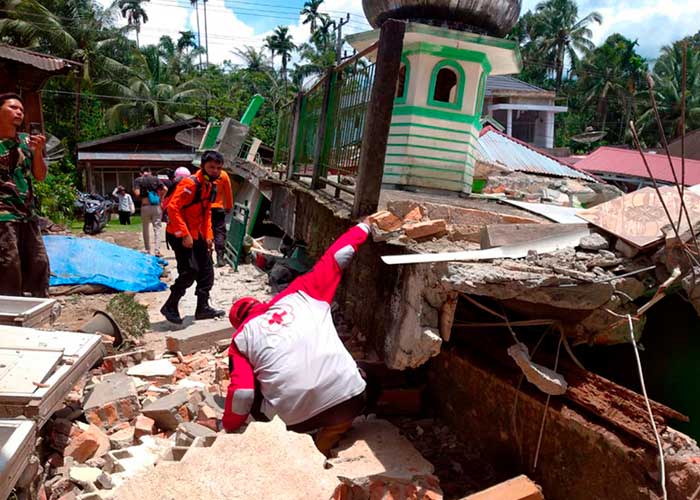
left=112, top=185, right=135, bottom=225
left=160, top=151, right=226, bottom=324
left=133, top=166, right=166, bottom=256
left=161, top=167, right=192, bottom=224
left=223, top=219, right=372, bottom=456
left=211, top=168, right=233, bottom=267
left=0, top=93, right=49, bottom=297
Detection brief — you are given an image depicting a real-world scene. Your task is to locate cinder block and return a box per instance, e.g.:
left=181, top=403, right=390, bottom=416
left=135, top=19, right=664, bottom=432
left=165, top=325, right=233, bottom=355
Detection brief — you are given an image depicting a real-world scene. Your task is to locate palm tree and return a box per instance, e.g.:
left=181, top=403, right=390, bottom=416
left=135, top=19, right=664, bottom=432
left=189, top=0, right=203, bottom=70
left=201, top=0, right=209, bottom=66
left=301, top=0, right=324, bottom=33
left=264, top=35, right=276, bottom=67
left=0, top=0, right=76, bottom=49
left=578, top=34, right=646, bottom=133
left=234, top=46, right=271, bottom=72
left=638, top=43, right=700, bottom=140
left=534, top=0, right=602, bottom=90
left=311, top=14, right=335, bottom=52
left=268, top=25, right=296, bottom=85
left=177, top=30, right=198, bottom=54
left=117, top=0, right=149, bottom=48
left=97, top=48, right=207, bottom=130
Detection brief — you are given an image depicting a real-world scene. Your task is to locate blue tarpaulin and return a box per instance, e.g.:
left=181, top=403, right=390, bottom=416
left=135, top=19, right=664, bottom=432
left=44, top=235, right=167, bottom=292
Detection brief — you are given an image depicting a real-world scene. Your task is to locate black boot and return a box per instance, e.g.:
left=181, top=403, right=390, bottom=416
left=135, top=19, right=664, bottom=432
left=216, top=254, right=226, bottom=268
left=195, top=294, right=225, bottom=320
left=160, top=291, right=184, bottom=324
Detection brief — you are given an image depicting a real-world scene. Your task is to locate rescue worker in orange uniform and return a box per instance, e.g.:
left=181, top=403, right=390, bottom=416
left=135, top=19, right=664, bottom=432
left=160, top=151, right=226, bottom=324
left=211, top=169, right=233, bottom=267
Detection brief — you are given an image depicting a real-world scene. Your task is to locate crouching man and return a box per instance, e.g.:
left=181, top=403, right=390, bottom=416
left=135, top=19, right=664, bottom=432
left=222, top=219, right=371, bottom=455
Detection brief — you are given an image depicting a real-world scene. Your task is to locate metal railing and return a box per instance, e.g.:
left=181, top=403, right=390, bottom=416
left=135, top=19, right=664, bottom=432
left=273, top=43, right=379, bottom=199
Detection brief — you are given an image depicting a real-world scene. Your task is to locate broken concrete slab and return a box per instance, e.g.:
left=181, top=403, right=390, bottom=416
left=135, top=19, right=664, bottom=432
left=82, top=374, right=140, bottom=430
left=126, top=359, right=176, bottom=383
left=165, top=324, right=233, bottom=355
left=69, top=466, right=101, bottom=488
left=480, top=223, right=588, bottom=249
left=404, top=219, right=448, bottom=241
left=328, top=418, right=435, bottom=478
left=109, top=427, right=135, bottom=450
left=113, top=418, right=340, bottom=499
left=463, top=475, right=544, bottom=500
left=133, top=416, right=155, bottom=441
left=141, top=389, right=190, bottom=431
left=175, top=421, right=216, bottom=446
left=579, top=233, right=609, bottom=251
left=507, top=343, right=567, bottom=396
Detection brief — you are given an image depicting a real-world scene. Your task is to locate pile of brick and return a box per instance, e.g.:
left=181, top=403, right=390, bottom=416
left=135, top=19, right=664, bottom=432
left=371, top=206, right=449, bottom=243
left=39, top=344, right=230, bottom=500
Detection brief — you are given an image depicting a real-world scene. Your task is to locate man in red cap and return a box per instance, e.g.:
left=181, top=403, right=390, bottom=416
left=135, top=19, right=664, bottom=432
left=223, top=218, right=372, bottom=455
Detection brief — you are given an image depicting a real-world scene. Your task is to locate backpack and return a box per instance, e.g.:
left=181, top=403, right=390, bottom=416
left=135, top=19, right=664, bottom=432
left=163, top=175, right=217, bottom=216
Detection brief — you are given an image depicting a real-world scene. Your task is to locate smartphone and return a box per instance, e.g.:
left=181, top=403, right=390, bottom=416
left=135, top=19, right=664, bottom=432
left=29, top=122, right=42, bottom=136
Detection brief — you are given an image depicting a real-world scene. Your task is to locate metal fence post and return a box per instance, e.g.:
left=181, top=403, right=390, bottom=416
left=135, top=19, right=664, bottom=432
left=286, top=92, right=304, bottom=180
left=352, top=19, right=406, bottom=218
left=311, top=69, right=335, bottom=190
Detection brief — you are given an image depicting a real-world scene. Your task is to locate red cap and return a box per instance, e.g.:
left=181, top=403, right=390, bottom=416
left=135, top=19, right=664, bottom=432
left=229, top=297, right=261, bottom=329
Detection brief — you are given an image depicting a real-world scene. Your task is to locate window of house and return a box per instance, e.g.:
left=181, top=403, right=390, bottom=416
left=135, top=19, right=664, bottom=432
left=428, top=61, right=464, bottom=110
left=434, top=68, right=457, bottom=103
left=395, top=57, right=410, bottom=104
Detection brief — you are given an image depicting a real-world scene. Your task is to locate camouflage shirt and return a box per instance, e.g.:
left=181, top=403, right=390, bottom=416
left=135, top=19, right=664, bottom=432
left=0, top=133, right=36, bottom=222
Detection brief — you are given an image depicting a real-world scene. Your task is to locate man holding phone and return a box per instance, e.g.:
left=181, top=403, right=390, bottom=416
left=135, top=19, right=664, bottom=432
left=0, top=93, right=49, bottom=297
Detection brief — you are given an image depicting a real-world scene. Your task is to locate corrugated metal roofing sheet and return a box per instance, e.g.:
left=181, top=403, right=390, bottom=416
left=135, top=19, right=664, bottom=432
left=574, top=146, right=700, bottom=186
left=78, top=152, right=194, bottom=162
left=485, top=75, right=550, bottom=96
left=476, top=127, right=595, bottom=181
left=0, top=44, right=78, bottom=73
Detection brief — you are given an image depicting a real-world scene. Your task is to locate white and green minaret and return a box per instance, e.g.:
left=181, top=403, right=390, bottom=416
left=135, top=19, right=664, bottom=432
left=349, top=1, right=521, bottom=195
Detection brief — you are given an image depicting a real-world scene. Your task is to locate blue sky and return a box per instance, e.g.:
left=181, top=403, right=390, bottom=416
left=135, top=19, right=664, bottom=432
left=102, top=0, right=700, bottom=65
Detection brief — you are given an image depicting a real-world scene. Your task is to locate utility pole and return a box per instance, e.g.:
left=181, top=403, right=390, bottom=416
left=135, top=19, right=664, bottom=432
left=335, top=13, right=350, bottom=64
left=202, top=0, right=210, bottom=67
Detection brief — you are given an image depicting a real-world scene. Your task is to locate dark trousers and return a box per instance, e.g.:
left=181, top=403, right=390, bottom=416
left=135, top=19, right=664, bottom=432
left=118, top=211, right=131, bottom=225
left=0, top=220, right=50, bottom=297
left=211, top=208, right=227, bottom=258
left=167, top=233, right=214, bottom=298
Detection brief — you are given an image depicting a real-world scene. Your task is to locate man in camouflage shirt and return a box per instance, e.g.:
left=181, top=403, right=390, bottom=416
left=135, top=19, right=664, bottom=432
left=0, top=93, right=49, bottom=297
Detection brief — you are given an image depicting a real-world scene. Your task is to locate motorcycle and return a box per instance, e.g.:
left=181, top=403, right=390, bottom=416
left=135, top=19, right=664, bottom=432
left=75, top=192, right=113, bottom=235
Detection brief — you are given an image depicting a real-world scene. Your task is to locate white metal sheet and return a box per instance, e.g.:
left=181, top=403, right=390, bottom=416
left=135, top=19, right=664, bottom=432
left=381, top=227, right=591, bottom=265
left=0, top=325, right=98, bottom=358
left=499, top=199, right=586, bottom=224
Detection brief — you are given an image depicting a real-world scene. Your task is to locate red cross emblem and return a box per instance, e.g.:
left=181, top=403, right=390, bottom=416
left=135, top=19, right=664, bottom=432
left=261, top=304, right=295, bottom=333
left=269, top=311, right=287, bottom=325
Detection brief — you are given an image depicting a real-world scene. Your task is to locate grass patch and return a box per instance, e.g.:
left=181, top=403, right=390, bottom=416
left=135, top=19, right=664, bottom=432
left=106, top=293, right=150, bottom=339
left=70, top=215, right=143, bottom=233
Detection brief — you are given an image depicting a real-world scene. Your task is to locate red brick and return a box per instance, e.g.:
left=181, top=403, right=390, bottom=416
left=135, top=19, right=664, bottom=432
left=177, top=404, right=191, bottom=422
left=403, top=219, right=447, bottom=241
left=403, top=206, right=423, bottom=222
left=84, top=409, right=103, bottom=428
left=465, top=475, right=543, bottom=500
left=370, top=211, right=403, bottom=232
left=134, top=415, right=155, bottom=439
left=63, top=429, right=99, bottom=463
left=102, top=403, right=119, bottom=427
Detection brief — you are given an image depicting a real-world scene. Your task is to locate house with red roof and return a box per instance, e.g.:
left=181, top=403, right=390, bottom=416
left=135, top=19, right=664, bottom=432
left=574, top=146, right=700, bottom=191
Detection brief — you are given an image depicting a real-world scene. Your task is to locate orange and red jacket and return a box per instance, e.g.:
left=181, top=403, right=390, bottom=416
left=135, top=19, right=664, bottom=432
left=165, top=169, right=214, bottom=241
left=211, top=170, right=233, bottom=211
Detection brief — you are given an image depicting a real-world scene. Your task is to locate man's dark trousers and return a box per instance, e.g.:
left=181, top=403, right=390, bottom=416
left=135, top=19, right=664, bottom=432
left=166, top=233, right=214, bottom=299
left=211, top=208, right=227, bottom=259
left=0, top=221, right=50, bottom=297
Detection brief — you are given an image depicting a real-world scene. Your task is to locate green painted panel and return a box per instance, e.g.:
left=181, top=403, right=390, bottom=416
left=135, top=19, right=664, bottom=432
left=402, top=42, right=493, bottom=73
left=392, top=105, right=481, bottom=126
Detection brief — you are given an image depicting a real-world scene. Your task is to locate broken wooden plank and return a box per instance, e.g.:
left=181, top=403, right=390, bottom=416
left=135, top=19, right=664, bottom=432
left=480, top=223, right=589, bottom=249
left=381, top=227, right=591, bottom=265
left=463, top=475, right=544, bottom=500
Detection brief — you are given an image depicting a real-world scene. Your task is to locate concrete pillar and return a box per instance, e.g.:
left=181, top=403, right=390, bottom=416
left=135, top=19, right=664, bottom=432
left=352, top=19, right=406, bottom=218
left=544, top=110, right=555, bottom=149
left=506, top=109, right=513, bottom=137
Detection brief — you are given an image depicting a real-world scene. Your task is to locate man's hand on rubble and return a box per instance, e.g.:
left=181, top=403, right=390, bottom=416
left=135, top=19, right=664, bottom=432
left=183, top=234, right=194, bottom=248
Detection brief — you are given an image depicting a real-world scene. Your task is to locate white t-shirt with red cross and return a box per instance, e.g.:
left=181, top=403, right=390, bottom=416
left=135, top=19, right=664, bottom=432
left=224, top=223, right=370, bottom=429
